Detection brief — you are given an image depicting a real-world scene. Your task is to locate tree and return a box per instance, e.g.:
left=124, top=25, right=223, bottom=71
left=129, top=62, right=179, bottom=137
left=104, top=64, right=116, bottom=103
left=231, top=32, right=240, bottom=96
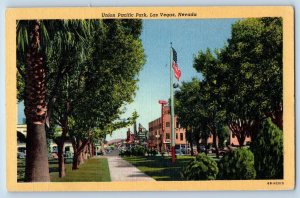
left=251, top=118, right=283, bottom=179
left=18, top=20, right=94, bottom=179
left=45, top=20, right=95, bottom=177
left=194, top=18, right=283, bottom=146
left=66, top=19, right=145, bottom=169
left=175, top=74, right=226, bottom=157
left=175, top=78, right=202, bottom=155
left=225, top=18, right=283, bottom=130
left=17, top=20, right=50, bottom=182
left=192, top=49, right=227, bottom=156
left=217, top=125, right=230, bottom=148
left=17, top=19, right=145, bottom=179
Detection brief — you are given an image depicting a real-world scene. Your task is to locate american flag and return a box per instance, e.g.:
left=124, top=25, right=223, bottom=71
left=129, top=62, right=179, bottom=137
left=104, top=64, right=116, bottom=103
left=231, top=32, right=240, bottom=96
left=172, top=47, right=181, bottom=81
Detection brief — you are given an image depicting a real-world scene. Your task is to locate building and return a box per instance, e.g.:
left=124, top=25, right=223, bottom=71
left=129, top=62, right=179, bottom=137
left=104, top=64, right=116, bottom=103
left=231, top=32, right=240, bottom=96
left=199, top=130, right=251, bottom=147
left=229, top=131, right=251, bottom=146
left=126, top=128, right=135, bottom=144
left=17, top=124, right=74, bottom=156
left=148, top=106, right=187, bottom=152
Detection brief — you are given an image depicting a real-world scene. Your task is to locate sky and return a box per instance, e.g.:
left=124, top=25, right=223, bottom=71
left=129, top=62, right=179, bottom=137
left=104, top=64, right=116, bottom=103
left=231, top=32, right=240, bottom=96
left=107, top=19, right=237, bottom=140
left=18, top=18, right=238, bottom=140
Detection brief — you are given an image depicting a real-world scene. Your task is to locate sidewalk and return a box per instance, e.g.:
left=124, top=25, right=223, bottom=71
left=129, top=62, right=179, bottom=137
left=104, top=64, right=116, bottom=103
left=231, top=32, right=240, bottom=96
left=106, top=156, right=155, bottom=181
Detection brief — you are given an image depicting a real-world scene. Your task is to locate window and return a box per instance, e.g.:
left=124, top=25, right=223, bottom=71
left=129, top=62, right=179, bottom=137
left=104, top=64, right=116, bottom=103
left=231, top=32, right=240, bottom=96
left=65, top=146, right=70, bottom=152
left=166, top=133, right=170, bottom=139
left=166, top=122, right=170, bottom=127
left=176, top=133, right=178, bottom=139
left=176, top=121, right=180, bottom=128
left=180, top=133, right=184, bottom=141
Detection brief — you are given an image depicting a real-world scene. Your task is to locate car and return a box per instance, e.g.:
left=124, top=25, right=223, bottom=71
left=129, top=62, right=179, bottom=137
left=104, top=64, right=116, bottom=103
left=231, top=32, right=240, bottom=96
left=175, top=149, right=183, bottom=155
left=17, top=152, right=26, bottom=159
left=51, top=152, right=58, bottom=159
left=200, top=145, right=206, bottom=152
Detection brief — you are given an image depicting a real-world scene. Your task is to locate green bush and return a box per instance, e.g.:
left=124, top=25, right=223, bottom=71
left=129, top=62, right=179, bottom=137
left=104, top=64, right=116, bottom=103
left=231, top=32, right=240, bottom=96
left=131, top=145, right=146, bottom=156
left=180, top=153, right=219, bottom=180
left=218, top=148, right=256, bottom=180
left=119, top=149, right=131, bottom=157
left=251, top=118, right=283, bottom=179
left=147, top=149, right=158, bottom=156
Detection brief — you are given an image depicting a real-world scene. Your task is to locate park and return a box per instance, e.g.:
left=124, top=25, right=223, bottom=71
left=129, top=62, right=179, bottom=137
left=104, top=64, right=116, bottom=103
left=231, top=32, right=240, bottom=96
left=16, top=17, right=283, bottom=182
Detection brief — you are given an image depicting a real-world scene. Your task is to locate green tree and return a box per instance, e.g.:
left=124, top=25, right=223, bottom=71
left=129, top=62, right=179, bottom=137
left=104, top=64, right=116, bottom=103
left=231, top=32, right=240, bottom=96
left=66, top=19, right=145, bottom=169
left=217, top=125, right=230, bottom=148
left=194, top=18, right=283, bottom=146
left=193, top=49, right=227, bottom=156
left=18, top=20, right=96, bottom=178
left=17, top=19, right=145, bottom=179
left=251, top=118, right=283, bottom=179
left=17, top=20, right=57, bottom=182
left=175, top=78, right=203, bottom=155
left=225, top=18, right=283, bottom=130
left=45, top=20, right=96, bottom=177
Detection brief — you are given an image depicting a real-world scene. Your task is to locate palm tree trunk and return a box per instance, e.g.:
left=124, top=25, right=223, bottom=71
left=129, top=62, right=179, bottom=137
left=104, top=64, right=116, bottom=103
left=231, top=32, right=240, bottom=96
left=24, top=20, right=50, bottom=182
left=25, top=122, right=50, bottom=182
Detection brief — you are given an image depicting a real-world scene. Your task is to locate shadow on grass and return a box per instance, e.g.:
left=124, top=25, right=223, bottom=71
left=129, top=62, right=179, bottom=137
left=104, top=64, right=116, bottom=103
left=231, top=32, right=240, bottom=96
left=123, top=156, right=194, bottom=181
left=49, top=167, right=59, bottom=173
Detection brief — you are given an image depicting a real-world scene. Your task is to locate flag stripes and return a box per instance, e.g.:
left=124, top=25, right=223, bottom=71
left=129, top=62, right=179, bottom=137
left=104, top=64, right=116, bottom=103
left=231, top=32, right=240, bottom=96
left=172, top=47, right=181, bottom=81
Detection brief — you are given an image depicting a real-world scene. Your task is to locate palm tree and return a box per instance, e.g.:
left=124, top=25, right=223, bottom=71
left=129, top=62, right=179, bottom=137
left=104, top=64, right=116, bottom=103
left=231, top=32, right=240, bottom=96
left=17, top=19, right=96, bottom=180
left=17, top=20, right=50, bottom=182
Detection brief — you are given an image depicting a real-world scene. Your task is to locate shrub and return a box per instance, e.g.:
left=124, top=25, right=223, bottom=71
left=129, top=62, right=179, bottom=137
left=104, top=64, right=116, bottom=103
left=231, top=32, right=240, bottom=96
left=251, top=118, right=283, bottom=179
left=180, top=153, right=218, bottom=180
left=131, top=145, right=146, bottom=156
left=218, top=148, right=256, bottom=180
left=119, top=149, right=131, bottom=157
left=147, top=149, right=158, bottom=156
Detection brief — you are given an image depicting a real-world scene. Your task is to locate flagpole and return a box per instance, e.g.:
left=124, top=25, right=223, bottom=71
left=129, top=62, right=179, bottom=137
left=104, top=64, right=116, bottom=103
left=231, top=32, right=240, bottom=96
left=170, top=42, right=176, bottom=163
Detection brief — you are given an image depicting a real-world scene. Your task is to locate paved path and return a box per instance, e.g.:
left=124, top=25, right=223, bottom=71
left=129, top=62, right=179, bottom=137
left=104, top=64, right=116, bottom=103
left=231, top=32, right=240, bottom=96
left=106, top=156, right=155, bottom=181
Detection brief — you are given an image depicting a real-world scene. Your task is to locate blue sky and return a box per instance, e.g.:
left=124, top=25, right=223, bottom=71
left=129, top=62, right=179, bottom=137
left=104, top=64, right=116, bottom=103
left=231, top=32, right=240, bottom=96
left=107, top=19, right=237, bottom=140
left=18, top=18, right=238, bottom=140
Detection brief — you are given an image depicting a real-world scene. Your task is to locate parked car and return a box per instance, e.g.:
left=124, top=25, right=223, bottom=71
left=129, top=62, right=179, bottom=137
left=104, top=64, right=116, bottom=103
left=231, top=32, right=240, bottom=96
left=175, top=149, right=183, bottom=155
left=50, top=152, right=58, bottom=159
left=17, top=152, right=26, bottom=159
left=95, top=151, right=104, bottom=156
left=200, top=145, right=206, bottom=152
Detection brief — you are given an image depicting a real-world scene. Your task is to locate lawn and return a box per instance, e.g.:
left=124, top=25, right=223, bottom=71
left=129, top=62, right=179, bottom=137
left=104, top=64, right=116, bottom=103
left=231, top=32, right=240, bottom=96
left=18, top=158, right=111, bottom=182
left=122, top=155, right=195, bottom=181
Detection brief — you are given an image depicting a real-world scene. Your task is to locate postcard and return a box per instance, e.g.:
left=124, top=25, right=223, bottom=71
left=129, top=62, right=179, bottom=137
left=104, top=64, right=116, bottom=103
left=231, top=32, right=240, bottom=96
left=6, top=6, right=294, bottom=191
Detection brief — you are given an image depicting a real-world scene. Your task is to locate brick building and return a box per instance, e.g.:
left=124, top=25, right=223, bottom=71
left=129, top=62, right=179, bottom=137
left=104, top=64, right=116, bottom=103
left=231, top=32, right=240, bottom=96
left=148, top=106, right=187, bottom=152
left=229, top=131, right=251, bottom=146
left=199, top=130, right=251, bottom=147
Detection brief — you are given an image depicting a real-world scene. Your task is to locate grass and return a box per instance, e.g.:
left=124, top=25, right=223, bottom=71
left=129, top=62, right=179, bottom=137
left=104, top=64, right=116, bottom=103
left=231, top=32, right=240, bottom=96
left=122, top=155, right=195, bottom=181
left=18, top=158, right=111, bottom=182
